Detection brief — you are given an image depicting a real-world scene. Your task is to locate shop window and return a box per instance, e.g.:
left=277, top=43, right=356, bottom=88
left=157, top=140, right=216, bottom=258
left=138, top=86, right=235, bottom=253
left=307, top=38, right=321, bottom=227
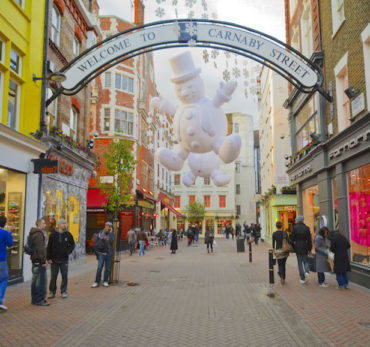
left=70, top=107, right=78, bottom=141
left=347, top=164, right=369, bottom=267
left=174, top=174, right=180, bottom=185
left=335, top=53, right=350, bottom=132
left=331, top=0, right=345, bottom=36
left=236, top=184, right=240, bottom=195
left=115, top=73, right=134, bottom=93
left=204, top=195, right=210, bottom=208
left=114, top=109, right=133, bottom=135
left=332, top=177, right=339, bottom=230
left=7, top=79, right=19, bottom=130
left=204, top=177, right=210, bottom=185
left=73, top=36, right=80, bottom=57
left=189, top=195, right=195, bottom=204
left=51, top=6, right=61, bottom=47
left=302, top=185, right=320, bottom=242
left=174, top=196, right=180, bottom=208
left=0, top=167, right=26, bottom=280
left=104, top=72, right=111, bottom=88
left=219, top=195, right=226, bottom=208
left=103, top=108, right=110, bottom=132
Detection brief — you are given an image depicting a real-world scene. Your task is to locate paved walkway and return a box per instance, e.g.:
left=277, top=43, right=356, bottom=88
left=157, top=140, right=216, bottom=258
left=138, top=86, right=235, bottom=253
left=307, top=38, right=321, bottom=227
left=1, top=239, right=369, bottom=347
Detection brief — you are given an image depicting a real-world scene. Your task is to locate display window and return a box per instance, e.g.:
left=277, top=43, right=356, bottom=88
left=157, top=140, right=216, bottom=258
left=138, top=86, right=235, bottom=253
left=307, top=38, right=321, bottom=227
left=0, top=167, right=26, bottom=280
left=216, top=218, right=232, bottom=234
left=302, top=185, right=320, bottom=241
left=347, top=164, right=369, bottom=267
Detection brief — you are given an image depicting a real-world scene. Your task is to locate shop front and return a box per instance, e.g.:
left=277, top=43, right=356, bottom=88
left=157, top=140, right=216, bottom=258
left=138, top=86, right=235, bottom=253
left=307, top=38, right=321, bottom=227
left=0, top=124, right=47, bottom=283
left=157, top=192, right=181, bottom=231
left=288, top=114, right=370, bottom=288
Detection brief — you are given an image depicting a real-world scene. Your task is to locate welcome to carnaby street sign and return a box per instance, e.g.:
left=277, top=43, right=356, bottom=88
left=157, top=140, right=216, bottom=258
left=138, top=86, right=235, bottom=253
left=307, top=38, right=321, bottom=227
left=47, top=19, right=328, bottom=105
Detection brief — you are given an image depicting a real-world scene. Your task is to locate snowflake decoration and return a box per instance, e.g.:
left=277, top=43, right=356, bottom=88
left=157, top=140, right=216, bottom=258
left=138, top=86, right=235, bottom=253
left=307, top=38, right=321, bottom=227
left=188, top=39, right=196, bottom=47
left=185, top=22, right=197, bottom=36
left=185, top=0, right=197, bottom=8
left=232, top=67, right=241, bottom=79
left=223, top=69, right=230, bottom=81
left=202, top=49, right=209, bottom=63
left=172, top=0, right=178, bottom=5
left=187, top=11, right=195, bottom=18
left=244, top=89, right=248, bottom=98
left=156, top=0, right=165, bottom=4
left=155, top=7, right=165, bottom=18
left=211, top=49, right=219, bottom=59
left=201, top=13, right=208, bottom=19
left=243, top=68, right=249, bottom=78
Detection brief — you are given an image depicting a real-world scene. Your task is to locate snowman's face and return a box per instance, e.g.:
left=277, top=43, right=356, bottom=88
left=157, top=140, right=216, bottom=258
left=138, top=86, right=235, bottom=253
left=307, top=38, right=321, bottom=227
left=175, top=76, right=205, bottom=104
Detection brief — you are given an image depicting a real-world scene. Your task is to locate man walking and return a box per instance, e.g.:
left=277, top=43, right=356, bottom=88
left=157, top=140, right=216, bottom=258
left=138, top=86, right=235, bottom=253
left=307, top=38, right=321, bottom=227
left=290, top=216, right=312, bottom=284
left=91, top=221, right=115, bottom=287
left=127, top=227, right=136, bottom=256
left=137, top=228, right=148, bottom=256
left=47, top=219, right=75, bottom=298
left=30, top=218, right=49, bottom=306
left=0, top=215, right=13, bottom=311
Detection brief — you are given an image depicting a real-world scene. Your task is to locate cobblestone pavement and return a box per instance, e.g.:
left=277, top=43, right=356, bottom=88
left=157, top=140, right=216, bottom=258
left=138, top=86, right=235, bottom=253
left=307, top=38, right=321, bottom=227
left=1, top=239, right=369, bottom=347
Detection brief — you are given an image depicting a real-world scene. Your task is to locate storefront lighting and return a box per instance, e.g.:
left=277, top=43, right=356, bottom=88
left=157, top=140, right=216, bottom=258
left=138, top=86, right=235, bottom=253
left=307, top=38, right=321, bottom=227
left=33, top=72, right=67, bottom=83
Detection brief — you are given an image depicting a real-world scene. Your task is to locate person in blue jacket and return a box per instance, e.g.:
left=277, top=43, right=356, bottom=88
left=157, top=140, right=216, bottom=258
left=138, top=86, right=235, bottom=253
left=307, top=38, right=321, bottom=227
left=0, top=215, right=13, bottom=311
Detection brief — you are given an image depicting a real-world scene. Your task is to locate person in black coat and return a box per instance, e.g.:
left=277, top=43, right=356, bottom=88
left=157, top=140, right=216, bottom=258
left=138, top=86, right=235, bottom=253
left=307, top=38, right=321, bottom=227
left=290, top=216, right=312, bottom=283
left=170, top=229, right=178, bottom=254
left=329, top=231, right=351, bottom=289
left=272, top=221, right=290, bottom=285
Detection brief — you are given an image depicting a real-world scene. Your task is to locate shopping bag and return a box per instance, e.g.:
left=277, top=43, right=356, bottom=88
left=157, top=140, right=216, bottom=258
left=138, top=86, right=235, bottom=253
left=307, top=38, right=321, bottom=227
left=308, top=254, right=316, bottom=272
left=212, top=240, right=217, bottom=248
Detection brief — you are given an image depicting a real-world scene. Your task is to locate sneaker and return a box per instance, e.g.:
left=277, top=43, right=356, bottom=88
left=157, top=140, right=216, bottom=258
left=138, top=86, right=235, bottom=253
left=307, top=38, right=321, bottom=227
left=61, top=292, right=68, bottom=299
left=34, top=301, right=50, bottom=306
left=48, top=293, right=55, bottom=299
left=299, top=279, right=306, bottom=284
left=103, top=282, right=109, bottom=287
left=319, top=283, right=329, bottom=288
left=0, top=304, right=8, bottom=311
left=280, top=278, right=285, bottom=285
left=304, top=272, right=309, bottom=282
left=91, top=282, right=99, bottom=288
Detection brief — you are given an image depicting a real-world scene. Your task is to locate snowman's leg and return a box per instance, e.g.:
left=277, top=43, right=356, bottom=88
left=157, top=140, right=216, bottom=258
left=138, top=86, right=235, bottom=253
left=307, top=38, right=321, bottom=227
left=156, top=145, right=189, bottom=171
left=182, top=171, right=196, bottom=187
left=211, top=169, right=231, bottom=187
left=216, top=134, right=241, bottom=164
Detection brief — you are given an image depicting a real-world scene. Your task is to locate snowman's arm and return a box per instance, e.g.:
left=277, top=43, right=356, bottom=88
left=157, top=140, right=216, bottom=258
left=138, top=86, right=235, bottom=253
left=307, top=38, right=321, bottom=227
left=212, top=80, right=237, bottom=108
left=151, top=96, right=177, bottom=116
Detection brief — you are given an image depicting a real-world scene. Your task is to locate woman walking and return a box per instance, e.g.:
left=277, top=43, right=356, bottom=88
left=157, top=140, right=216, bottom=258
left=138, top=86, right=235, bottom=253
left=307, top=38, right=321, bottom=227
left=330, top=231, right=351, bottom=289
left=315, top=227, right=331, bottom=287
left=204, top=227, right=214, bottom=253
left=170, top=229, right=178, bottom=254
left=272, top=221, right=290, bottom=285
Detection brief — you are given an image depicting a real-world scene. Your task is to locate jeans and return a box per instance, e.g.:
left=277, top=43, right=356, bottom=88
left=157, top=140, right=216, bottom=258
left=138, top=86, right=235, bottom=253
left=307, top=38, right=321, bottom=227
left=129, top=242, right=135, bottom=255
left=0, top=261, right=9, bottom=305
left=139, top=241, right=145, bottom=255
left=317, top=272, right=325, bottom=284
left=296, top=254, right=309, bottom=280
left=336, top=272, right=349, bottom=288
left=95, top=253, right=113, bottom=284
left=49, top=261, right=68, bottom=294
left=31, top=264, right=47, bottom=304
left=206, top=241, right=213, bottom=252
left=277, top=257, right=287, bottom=279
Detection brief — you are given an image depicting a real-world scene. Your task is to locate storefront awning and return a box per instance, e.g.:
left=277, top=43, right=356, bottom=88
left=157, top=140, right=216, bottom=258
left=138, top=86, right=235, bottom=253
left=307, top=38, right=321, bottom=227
left=161, top=201, right=183, bottom=217
left=87, top=189, right=107, bottom=208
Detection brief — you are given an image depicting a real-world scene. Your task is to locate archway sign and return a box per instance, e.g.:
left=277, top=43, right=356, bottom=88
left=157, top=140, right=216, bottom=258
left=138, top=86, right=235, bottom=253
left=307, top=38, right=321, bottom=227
left=47, top=19, right=331, bottom=106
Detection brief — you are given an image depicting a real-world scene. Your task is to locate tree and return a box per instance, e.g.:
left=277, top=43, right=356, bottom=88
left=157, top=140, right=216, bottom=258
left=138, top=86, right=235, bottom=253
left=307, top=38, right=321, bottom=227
left=184, top=201, right=206, bottom=224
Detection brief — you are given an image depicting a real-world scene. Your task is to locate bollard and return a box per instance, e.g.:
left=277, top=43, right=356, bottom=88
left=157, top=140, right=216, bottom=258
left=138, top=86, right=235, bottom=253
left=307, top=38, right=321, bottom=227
left=249, top=241, right=252, bottom=263
left=268, top=248, right=276, bottom=285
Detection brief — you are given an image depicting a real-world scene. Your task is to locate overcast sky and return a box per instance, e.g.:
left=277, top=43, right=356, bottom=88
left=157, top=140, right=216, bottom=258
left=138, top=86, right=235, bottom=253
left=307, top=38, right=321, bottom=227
left=97, top=0, right=286, bottom=128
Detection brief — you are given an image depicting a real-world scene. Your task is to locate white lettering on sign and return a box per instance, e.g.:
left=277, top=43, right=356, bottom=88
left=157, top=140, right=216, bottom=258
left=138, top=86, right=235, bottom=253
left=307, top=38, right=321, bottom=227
left=61, top=21, right=319, bottom=91
left=289, top=165, right=312, bottom=183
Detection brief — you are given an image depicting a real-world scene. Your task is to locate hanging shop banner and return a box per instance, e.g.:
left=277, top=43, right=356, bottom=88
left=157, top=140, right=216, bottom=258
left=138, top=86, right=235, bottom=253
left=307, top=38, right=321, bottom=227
left=31, top=159, right=58, bottom=174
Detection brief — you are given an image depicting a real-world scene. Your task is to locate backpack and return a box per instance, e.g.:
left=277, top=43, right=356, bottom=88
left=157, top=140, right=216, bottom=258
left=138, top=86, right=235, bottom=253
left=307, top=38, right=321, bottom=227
left=24, top=234, right=34, bottom=255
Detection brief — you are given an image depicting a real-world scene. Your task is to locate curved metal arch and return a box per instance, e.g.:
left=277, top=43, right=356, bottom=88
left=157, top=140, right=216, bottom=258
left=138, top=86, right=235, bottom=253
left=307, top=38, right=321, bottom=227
left=47, top=19, right=330, bottom=105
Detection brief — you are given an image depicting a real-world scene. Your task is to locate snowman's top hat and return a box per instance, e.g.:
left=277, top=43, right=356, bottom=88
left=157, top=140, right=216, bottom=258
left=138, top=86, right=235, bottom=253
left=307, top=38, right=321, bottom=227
left=170, top=51, right=201, bottom=83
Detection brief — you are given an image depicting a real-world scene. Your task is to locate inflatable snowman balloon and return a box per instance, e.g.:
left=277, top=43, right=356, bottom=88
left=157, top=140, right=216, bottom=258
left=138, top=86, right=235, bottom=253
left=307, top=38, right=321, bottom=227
left=151, top=50, right=241, bottom=172
left=183, top=152, right=231, bottom=187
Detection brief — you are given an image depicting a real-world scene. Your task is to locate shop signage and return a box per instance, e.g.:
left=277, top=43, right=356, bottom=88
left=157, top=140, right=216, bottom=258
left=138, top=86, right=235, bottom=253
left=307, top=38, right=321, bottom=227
left=138, top=200, right=154, bottom=209
left=351, top=93, right=365, bottom=118
left=60, top=20, right=319, bottom=92
left=276, top=205, right=296, bottom=211
left=329, top=129, right=370, bottom=160
left=289, top=165, right=312, bottom=182
left=32, top=159, right=58, bottom=174
left=100, top=176, right=114, bottom=184
left=48, top=154, right=74, bottom=176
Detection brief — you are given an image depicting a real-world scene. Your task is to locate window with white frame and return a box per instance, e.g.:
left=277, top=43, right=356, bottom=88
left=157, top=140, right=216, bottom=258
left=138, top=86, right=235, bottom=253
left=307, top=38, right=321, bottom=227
left=104, top=72, right=111, bottom=88
left=7, top=80, right=19, bottom=129
left=73, top=36, right=80, bottom=57
left=361, top=24, right=370, bottom=112
left=51, top=6, right=61, bottom=46
left=334, top=53, right=350, bottom=132
left=115, top=73, right=134, bottom=93
left=114, top=109, right=134, bottom=135
left=331, top=0, right=345, bottom=36
left=301, top=1, right=313, bottom=58
left=70, top=107, right=78, bottom=140
left=103, top=108, right=110, bottom=132
left=10, top=49, right=21, bottom=75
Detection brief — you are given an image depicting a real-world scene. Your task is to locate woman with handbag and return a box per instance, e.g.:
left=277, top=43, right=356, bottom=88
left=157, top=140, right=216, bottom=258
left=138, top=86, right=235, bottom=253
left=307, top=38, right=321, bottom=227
left=272, top=221, right=291, bottom=285
left=314, top=227, right=331, bottom=288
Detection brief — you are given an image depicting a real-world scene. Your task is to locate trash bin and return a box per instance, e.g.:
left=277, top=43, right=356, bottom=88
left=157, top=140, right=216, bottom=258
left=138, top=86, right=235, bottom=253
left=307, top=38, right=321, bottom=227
left=237, top=238, right=245, bottom=252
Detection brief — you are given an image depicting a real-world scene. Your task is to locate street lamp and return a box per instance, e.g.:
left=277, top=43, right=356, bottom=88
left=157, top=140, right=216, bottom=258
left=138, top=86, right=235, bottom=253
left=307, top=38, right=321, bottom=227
left=33, top=72, right=67, bottom=83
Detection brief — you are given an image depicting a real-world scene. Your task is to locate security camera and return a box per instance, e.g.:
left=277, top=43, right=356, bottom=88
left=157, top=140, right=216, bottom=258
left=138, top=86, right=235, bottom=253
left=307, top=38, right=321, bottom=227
left=344, top=87, right=360, bottom=99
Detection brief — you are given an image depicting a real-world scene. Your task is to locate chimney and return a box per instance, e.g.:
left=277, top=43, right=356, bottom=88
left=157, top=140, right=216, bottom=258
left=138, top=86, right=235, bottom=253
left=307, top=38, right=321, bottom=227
left=134, top=0, right=144, bottom=26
